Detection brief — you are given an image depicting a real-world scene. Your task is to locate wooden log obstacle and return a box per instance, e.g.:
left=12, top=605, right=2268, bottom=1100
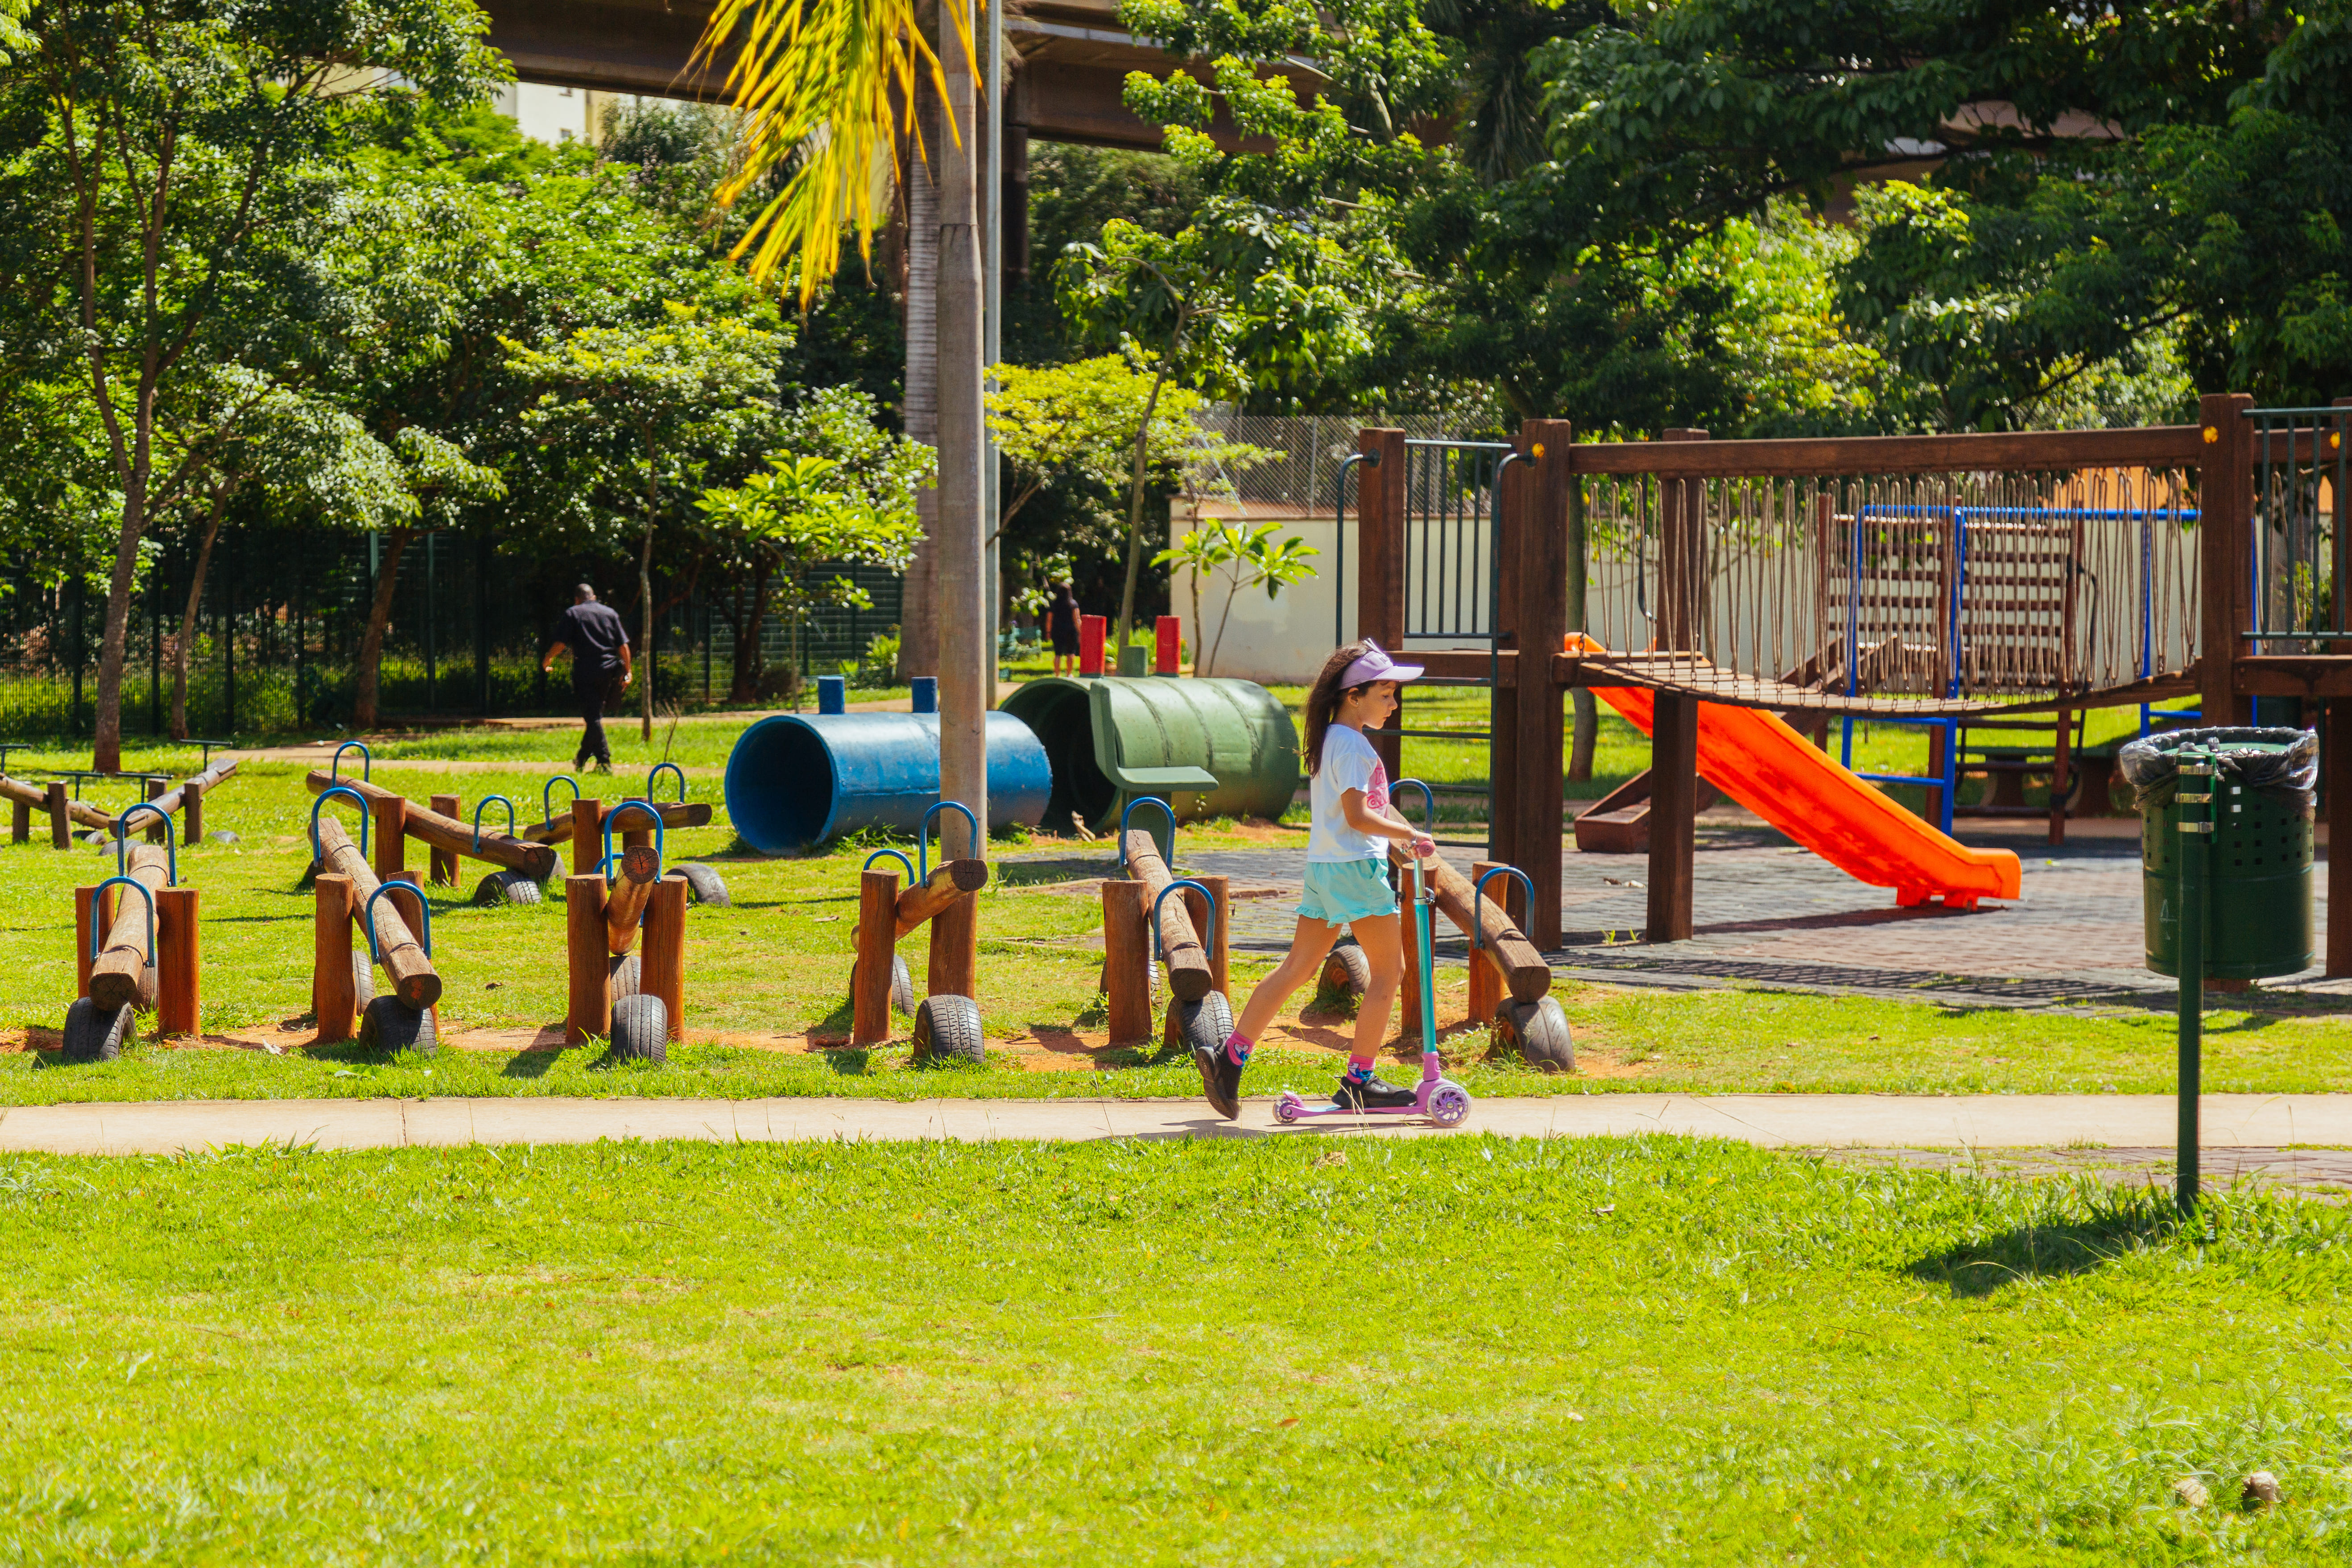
left=1099, top=797, right=1236, bottom=1056
left=302, top=757, right=558, bottom=891
left=565, top=799, right=689, bottom=1061
left=308, top=786, right=440, bottom=1053
left=61, top=806, right=203, bottom=1063
left=850, top=802, right=990, bottom=1061
left=5, top=757, right=237, bottom=848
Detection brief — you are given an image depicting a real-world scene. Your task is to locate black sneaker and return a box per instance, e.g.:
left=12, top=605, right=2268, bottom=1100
left=1331, top=1073, right=1417, bottom=1111
left=1194, top=1044, right=1243, bottom=1120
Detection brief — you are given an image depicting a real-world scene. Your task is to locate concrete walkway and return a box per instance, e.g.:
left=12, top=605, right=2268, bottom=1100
left=0, top=1093, right=2346, bottom=1156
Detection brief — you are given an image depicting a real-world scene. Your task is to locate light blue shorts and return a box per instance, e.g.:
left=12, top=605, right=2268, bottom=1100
left=1298, top=859, right=1397, bottom=924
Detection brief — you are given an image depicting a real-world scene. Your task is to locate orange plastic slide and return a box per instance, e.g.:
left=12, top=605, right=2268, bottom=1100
left=1593, top=685, right=2021, bottom=907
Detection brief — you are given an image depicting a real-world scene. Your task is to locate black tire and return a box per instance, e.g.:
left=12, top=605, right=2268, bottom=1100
left=1322, top=938, right=1371, bottom=997
left=848, top=953, right=916, bottom=1016
left=608, top=952, right=641, bottom=1001
left=913, top=994, right=985, bottom=1065
left=670, top=862, right=731, bottom=907
left=358, top=997, right=436, bottom=1055
left=1168, top=990, right=1235, bottom=1058
left=60, top=997, right=136, bottom=1064
left=610, top=994, right=668, bottom=1063
left=352, top=950, right=376, bottom=1009
left=1496, top=996, right=1576, bottom=1073
left=473, top=869, right=543, bottom=907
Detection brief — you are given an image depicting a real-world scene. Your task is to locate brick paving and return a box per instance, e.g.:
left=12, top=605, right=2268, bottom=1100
left=1171, top=813, right=2352, bottom=1015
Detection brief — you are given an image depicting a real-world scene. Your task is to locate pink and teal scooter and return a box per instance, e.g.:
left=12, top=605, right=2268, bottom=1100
left=1274, top=852, right=1474, bottom=1128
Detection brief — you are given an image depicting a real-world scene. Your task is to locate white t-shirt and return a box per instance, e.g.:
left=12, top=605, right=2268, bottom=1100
left=1308, top=725, right=1391, bottom=863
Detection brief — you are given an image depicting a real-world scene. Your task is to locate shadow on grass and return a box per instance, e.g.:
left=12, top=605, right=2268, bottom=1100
left=501, top=1049, right=557, bottom=1080
left=1908, top=1185, right=2185, bottom=1298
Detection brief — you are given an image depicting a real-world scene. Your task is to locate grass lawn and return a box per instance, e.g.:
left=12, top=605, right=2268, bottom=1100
left=0, top=1136, right=2344, bottom=1564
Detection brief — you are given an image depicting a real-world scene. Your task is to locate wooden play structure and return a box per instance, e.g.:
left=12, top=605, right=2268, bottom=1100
left=1099, top=798, right=1233, bottom=1054
left=851, top=803, right=992, bottom=1060
left=1347, top=394, right=2352, bottom=965
left=309, top=786, right=442, bottom=1051
left=302, top=746, right=557, bottom=898
left=565, top=799, right=689, bottom=1062
left=62, top=807, right=204, bottom=1061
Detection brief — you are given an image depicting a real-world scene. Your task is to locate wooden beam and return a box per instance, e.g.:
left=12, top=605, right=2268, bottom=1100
left=602, top=844, right=660, bottom=955
left=566, top=873, right=609, bottom=1045
left=642, top=877, right=687, bottom=1042
left=1393, top=844, right=1552, bottom=1003
left=2332, top=701, right=2352, bottom=979
left=854, top=868, right=900, bottom=1045
left=313, top=873, right=358, bottom=1043
left=1647, top=691, right=1699, bottom=943
left=1100, top=880, right=1153, bottom=1044
left=2233, top=658, right=2352, bottom=698
left=2200, top=392, right=2255, bottom=727
left=155, top=886, right=200, bottom=1037
left=1356, top=426, right=1409, bottom=786
left=314, top=816, right=441, bottom=1011
left=1120, top=828, right=1214, bottom=1002
left=1514, top=418, right=1574, bottom=948
left=305, top=770, right=558, bottom=880
left=1568, top=423, right=2205, bottom=478
left=893, top=858, right=991, bottom=937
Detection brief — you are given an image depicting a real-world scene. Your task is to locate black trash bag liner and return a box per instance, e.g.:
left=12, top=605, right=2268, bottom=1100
left=2117, top=726, right=2318, bottom=812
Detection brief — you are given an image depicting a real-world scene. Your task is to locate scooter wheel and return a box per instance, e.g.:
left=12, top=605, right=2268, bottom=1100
left=1428, top=1084, right=1472, bottom=1128
left=1275, top=1096, right=1302, bottom=1125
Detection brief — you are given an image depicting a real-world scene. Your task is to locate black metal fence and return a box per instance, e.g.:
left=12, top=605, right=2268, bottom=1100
left=0, top=521, right=904, bottom=738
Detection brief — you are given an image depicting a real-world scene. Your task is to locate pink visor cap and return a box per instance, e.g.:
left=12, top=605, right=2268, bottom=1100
left=1339, top=640, right=1425, bottom=688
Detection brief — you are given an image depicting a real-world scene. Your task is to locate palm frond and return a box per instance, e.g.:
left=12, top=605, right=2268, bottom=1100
left=690, top=0, right=979, bottom=305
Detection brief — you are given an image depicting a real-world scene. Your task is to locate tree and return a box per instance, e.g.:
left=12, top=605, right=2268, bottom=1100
left=0, top=0, right=501, bottom=769
left=692, top=387, right=930, bottom=701
left=508, top=306, right=784, bottom=740
left=1153, top=519, right=1318, bottom=677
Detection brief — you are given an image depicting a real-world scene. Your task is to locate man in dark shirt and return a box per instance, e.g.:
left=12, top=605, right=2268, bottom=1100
left=542, top=584, right=632, bottom=771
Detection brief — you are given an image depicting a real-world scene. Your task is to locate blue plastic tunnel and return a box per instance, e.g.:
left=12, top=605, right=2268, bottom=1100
left=724, top=712, right=1052, bottom=852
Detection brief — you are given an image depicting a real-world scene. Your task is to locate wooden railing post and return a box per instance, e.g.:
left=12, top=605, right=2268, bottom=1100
left=1355, top=426, right=1410, bottom=784
left=2331, top=396, right=2352, bottom=979
left=46, top=781, right=70, bottom=849
left=1513, top=419, right=1573, bottom=949
left=854, top=868, right=901, bottom=1044
left=571, top=798, right=603, bottom=877
left=2198, top=393, right=2255, bottom=728
left=1647, top=428, right=1709, bottom=943
left=429, top=793, right=461, bottom=886
left=156, top=886, right=200, bottom=1037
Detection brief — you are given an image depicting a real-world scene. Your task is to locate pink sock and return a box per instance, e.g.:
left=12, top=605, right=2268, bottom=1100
left=1343, top=1055, right=1376, bottom=1083
left=1224, top=1031, right=1253, bottom=1065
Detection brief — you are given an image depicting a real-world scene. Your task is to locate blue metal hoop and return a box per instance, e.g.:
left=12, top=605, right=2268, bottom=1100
left=1117, top=796, right=1177, bottom=872
left=363, top=879, right=431, bottom=963
left=600, top=798, right=666, bottom=878
left=471, top=794, right=518, bottom=853
left=112, top=804, right=178, bottom=885
left=543, top=775, right=580, bottom=821
left=919, top=800, right=980, bottom=882
left=863, top=848, right=917, bottom=882
left=646, top=762, right=687, bottom=805
left=1392, top=777, right=1437, bottom=832
left=87, top=875, right=156, bottom=962
left=1471, top=865, right=1537, bottom=954
left=330, top=741, right=372, bottom=782
left=1151, top=877, right=1219, bottom=966
left=309, top=786, right=371, bottom=865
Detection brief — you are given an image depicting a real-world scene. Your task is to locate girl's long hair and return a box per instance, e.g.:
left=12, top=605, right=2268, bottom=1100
left=1304, top=640, right=1376, bottom=775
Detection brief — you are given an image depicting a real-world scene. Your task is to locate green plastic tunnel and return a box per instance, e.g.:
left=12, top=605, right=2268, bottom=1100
left=998, top=676, right=1300, bottom=834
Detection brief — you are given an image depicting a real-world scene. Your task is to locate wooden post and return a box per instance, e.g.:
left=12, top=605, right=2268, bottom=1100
left=372, top=794, right=407, bottom=885
left=572, top=797, right=603, bottom=878
left=143, top=776, right=166, bottom=843
left=184, top=777, right=204, bottom=844
left=2331, top=702, right=2352, bottom=979
left=2199, top=392, right=2255, bottom=728
left=429, top=793, right=461, bottom=886
left=1491, top=439, right=1531, bottom=876
left=1648, top=691, right=1699, bottom=943
left=46, top=782, right=69, bottom=849
left=1397, top=879, right=1427, bottom=1044
left=1467, top=860, right=1509, bottom=1024
left=1514, top=419, right=1574, bottom=948
left=9, top=797, right=25, bottom=844
left=74, top=885, right=104, bottom=999
left=2048, top=708, right=2071, bottom=847
left=929, top=891, right=977, bottom=1000
left=1101, top=880, right=1152, bottom=1043
left=642, top=877, right=687, bottom=1042
left=854, top=868, right=901, bottom=1044
left=156, top=886, right=199, bottom=1037
left=313, top=873, right=358, bottom=1043
left=566, top=873, right=609, bottom=1044
left=1355, top=426, right=1409, bottom=784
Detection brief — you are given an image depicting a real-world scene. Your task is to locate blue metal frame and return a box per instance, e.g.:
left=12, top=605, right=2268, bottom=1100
left=1391, top=777, right=1436, bottom=833
left=1152, top=878, right=1219, bottom=966
left=647, top=762, right=687, bottom=805
left=1117, top=795, right=1176, bottom=872
left=309, top=786, right=370, bottom=864
left=1470, top=865, right=1536, bottom=955
left=363, top=879, right=431, bottom=963
left=112, top=804, right=178, bottom=884
left=87, top=875, right=156, bottom=962
left=862, top=848, right=917, bottom=882
left=543, top=775, right=580, bottom=821
left=600, top=799, right=666, bottom=877
left=921, top=800, right=981, bottom=881
left=330, top=741, right=372, bottom=782
left=471, top=795, right=517, bottom=852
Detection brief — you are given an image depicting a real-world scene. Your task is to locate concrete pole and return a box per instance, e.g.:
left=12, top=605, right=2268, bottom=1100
left=936, top=0, right=990, bottom=860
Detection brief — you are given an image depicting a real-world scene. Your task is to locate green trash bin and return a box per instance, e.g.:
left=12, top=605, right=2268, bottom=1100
left=2124, top=727, right=2317, bottom=980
